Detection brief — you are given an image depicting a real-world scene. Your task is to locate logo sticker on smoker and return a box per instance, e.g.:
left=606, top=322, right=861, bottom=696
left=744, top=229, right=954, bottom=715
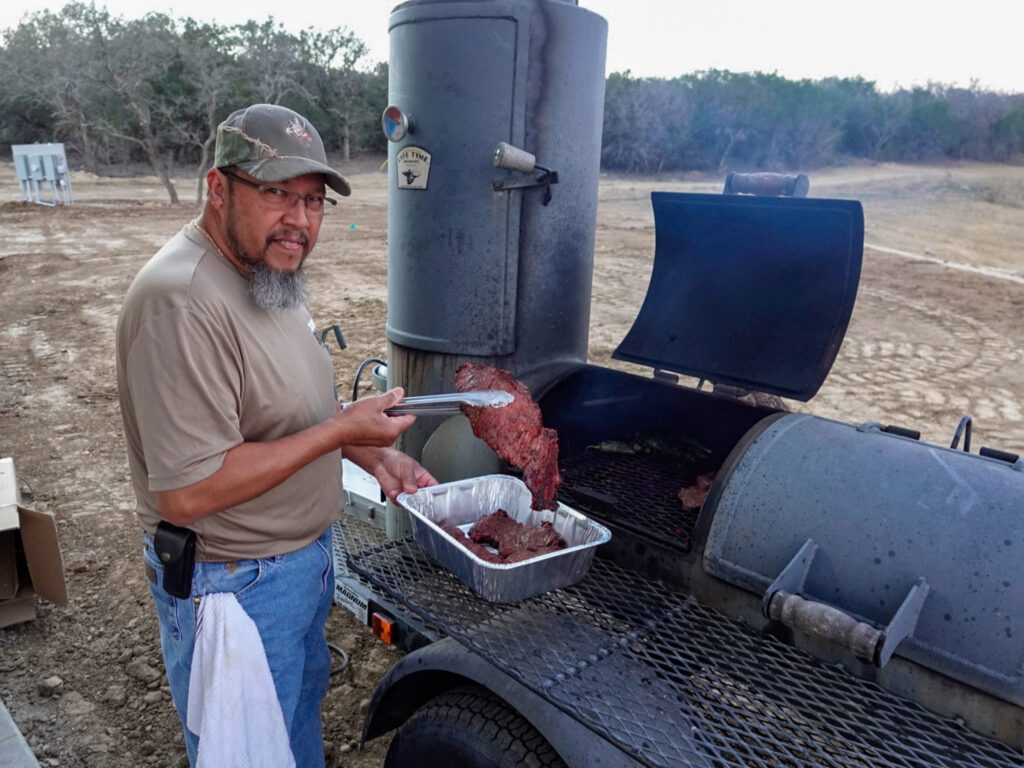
left=395, top=146, right=430, bottom=190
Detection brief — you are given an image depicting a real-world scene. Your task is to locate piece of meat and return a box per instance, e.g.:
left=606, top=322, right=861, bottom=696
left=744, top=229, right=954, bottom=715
left=678, top=472, right=717, bottom=510
left=440, top=510, right=566, bottom=565
left=455, top=363, right=561, bottom=510
left=469, top=509, right=564, bottom=559
left=440, top=523, right=503, bottom=563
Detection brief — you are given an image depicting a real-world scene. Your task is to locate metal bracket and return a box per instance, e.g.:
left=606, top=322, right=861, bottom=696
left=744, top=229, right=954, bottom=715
left=761, top=538, right=817, bottom=616
left=491, top=168, right=559, bottom=205
left=763, top=539, right=930, bottom=667
left=319, top=324, right=347, bottom=352
left=876, top=577, right=930, bottom=666
left=711, top=382, right=753, bottom=400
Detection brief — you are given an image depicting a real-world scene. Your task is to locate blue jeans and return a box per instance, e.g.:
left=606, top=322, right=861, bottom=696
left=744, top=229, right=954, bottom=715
left=142, top=529, right=334, bottom=767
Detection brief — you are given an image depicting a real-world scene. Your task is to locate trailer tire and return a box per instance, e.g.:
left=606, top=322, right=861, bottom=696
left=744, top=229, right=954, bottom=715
left=383, top=684, right=567, bottom=768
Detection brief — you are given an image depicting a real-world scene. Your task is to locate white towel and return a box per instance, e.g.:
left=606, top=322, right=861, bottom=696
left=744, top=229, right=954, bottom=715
left=187, top=592, right=296, bottom=768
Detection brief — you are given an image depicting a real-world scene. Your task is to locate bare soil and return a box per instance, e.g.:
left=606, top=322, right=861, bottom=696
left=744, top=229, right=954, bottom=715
left=0, top=159, right=1022, bottom=767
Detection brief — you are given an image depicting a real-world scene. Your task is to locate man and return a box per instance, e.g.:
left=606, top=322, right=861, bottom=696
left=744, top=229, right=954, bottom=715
left=115, top=103, right=435, bottom=766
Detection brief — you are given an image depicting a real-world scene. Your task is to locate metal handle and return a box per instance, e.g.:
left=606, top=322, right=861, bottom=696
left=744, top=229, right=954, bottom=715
left=493, top=142, right=536, bottom=172
left=950, top=414, right=973, bottom=452
left=764, top=539, right=930, bottom=667
left=767, top=590, right=881, bottom=663
left=881, top=424, right=921, bottom=440
left=492, top=142, right=558, bottom=205
left=979, top=446, right=1020, bottom=464
left=319, top=324, right=346, bottom=351
left=724, top=172, right=810, bottom=198
left=383, top=403, right=463, bottom=416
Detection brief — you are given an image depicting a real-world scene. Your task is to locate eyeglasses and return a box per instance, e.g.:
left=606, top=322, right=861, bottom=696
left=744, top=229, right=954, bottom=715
left=222, top=170, right=337, bottom=214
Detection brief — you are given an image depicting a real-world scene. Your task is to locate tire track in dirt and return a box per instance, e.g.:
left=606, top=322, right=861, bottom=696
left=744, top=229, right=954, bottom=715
left=811, top=282, right=1024, bottom=452
left=867, top=242, right=1024, bottom=284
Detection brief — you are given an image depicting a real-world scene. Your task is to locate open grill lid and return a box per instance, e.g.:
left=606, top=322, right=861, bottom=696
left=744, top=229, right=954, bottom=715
left=613, top=191, right=864, bottom=401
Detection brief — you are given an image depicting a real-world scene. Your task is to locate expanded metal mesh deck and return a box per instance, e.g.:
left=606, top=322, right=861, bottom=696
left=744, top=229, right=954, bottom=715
left=338, top=515, right=1021, bottom=768
left=558, top=449, right=705, bottom=550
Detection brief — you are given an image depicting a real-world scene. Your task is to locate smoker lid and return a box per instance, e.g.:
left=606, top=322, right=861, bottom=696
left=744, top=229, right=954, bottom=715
left=613, top=192, right=863, bottom=401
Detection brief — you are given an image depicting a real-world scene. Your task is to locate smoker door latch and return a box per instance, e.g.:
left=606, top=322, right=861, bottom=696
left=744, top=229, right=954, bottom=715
left=491, top=142, right=559, bottom=205
left=491, top=169, right=559, bottom=202
left=763, top=539, right=930, bottom=667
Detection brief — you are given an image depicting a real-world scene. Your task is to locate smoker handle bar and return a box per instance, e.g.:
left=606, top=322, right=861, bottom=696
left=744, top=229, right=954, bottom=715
left=762, top=539, right=930, bottom=667
left=767, top=590, right=880, bottom=663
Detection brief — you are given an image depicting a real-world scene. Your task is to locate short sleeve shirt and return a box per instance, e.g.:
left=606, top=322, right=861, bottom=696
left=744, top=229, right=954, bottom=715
left=116, top=221, right=342, bottom=560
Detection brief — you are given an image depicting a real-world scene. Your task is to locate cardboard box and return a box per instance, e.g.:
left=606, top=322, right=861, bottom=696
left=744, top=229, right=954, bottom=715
left=0, top=458, right=19, bottom=531
left=0, top=458, right=67, bottom=629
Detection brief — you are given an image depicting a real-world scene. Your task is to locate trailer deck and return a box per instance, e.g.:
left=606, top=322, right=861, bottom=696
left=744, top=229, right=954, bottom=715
left=335, top=513, right=1021, bottom=768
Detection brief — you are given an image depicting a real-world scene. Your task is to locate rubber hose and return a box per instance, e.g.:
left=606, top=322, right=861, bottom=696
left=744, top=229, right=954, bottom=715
left=352, top=357, right=386, bottom=403
left=328, top=642, right=350, bottom=677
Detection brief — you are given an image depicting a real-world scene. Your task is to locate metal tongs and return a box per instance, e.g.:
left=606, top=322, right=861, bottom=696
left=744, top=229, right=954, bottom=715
left=384, top=390, right=514, bottom=416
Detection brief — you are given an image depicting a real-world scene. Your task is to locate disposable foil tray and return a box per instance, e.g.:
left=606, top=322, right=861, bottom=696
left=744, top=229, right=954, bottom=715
left=396, top=475, right=611, bottom=603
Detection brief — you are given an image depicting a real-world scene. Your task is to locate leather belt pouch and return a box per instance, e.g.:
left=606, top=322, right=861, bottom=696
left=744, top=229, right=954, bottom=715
left=154, top=521, right=196, bottom=599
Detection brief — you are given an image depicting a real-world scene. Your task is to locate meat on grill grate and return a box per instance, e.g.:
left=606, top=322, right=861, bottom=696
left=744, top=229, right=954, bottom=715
left=677, top=472, right=716, bottom=510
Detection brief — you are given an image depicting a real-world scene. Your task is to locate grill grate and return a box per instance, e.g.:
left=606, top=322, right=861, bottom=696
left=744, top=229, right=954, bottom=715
left=338, top=515, right=1021, bottom=768
left=558, top=447, right=706, bottom=550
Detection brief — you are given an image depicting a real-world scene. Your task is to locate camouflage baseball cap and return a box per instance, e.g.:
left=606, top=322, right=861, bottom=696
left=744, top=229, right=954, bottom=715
left=214, top=104, right=350, bottom=196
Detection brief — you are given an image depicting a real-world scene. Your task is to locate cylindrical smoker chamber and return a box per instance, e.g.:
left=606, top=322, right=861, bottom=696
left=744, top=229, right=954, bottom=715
left=383, top=0, right=608, bottom=466
left=701, top=412, right=1024, bottom=707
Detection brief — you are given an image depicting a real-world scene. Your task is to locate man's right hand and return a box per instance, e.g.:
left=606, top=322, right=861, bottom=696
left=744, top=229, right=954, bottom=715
left=334, top=387, right=416, bottom=447
left=156, top=388, right=417, bottom=525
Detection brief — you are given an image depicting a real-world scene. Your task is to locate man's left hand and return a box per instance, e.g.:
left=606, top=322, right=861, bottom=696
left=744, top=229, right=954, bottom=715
left=346, top=446, right=438, bottom=503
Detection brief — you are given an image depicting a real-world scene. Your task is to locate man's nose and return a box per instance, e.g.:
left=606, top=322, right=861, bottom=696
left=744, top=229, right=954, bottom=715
left=281, top=196, right=311, bottom=226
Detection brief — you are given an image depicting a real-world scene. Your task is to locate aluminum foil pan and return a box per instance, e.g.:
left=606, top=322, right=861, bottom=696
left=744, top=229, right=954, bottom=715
left=396, top=475, right=611, bottom=603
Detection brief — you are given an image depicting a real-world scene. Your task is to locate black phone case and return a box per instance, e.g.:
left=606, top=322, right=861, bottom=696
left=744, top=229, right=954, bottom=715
left=153, top=521, right=196, bottom=599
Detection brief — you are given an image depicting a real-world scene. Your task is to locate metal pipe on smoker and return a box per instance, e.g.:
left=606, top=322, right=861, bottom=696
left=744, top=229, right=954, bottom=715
left=723, top=172, right=810, bottom=198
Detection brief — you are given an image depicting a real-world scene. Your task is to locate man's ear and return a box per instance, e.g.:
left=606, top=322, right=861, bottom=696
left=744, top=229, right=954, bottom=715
left=207, top=168, right=228, bottom=208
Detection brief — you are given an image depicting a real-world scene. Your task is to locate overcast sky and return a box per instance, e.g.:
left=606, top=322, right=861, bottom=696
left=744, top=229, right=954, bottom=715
left=2, top=1, right=1022, bottom=93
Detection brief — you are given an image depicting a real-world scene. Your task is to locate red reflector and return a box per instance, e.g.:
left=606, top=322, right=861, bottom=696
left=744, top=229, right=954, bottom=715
left=372, top=612, right=395, bottom=645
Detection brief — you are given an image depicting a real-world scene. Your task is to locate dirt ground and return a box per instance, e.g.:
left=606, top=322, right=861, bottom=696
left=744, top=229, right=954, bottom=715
left=0, top=158, right=1022, bottom=767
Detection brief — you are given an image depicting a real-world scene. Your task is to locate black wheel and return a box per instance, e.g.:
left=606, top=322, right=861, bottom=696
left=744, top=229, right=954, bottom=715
left=384, top=685, right=568, bottom=768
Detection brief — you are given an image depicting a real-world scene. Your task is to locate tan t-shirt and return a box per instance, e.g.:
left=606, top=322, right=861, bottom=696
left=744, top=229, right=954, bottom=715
left=116, top=221, right=342, bottom=560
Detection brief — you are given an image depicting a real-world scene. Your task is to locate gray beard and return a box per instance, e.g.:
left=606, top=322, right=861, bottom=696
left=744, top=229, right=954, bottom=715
left=246, top=262, right=308, bottom=310
left=222, top=214, right=309, bottom=310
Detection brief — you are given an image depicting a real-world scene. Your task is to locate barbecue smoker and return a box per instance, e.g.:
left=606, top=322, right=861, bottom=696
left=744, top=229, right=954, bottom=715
left=330, top=1, right=1024, bottom=766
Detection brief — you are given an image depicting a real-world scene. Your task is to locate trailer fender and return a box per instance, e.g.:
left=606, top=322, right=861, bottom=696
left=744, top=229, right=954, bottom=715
left=361, top=637, right=642, bottom=768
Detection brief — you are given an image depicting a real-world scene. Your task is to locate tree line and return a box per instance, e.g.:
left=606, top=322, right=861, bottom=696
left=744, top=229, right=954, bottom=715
left=2, top=5, right=1023, bottom=202
left=0, top=3, right=386, bottom=202
left=601, top=70, right=1024, bottom=173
